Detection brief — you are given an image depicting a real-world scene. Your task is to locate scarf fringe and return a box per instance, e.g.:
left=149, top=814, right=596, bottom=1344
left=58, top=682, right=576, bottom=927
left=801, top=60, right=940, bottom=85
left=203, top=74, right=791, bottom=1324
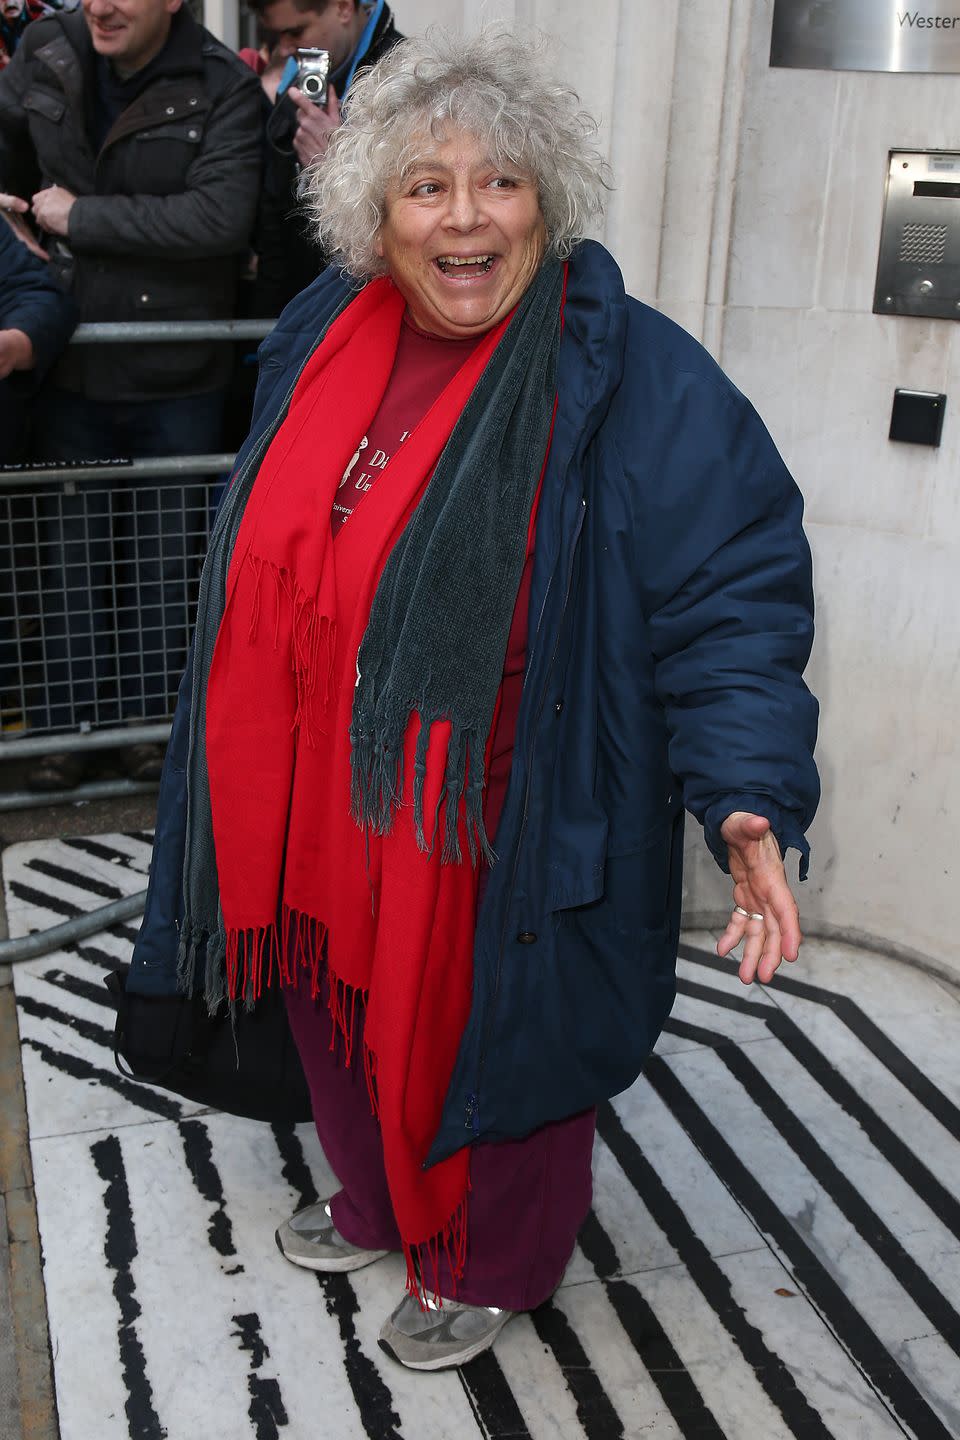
left=362, top=1042, right=380, bottom=1120
left=351, top=710, right=495, bottom=867
left=246, top=553, right=336, bottom=747
left=403, top=1195, right=469, bottom=1308
left=176, top=915, right=229, bottom=1014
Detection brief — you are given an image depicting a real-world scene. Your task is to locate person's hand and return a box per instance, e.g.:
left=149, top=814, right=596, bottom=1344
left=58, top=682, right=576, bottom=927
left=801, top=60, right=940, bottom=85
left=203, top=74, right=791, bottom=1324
left=31, top=185, right=76, bottom=237
left=715, top=811, right=802, bottom=985
left=289, top=83, right=341, bottom=168
left=0, top=193, right=48, bottom=259
left=0, top=328, right=35, bottom=379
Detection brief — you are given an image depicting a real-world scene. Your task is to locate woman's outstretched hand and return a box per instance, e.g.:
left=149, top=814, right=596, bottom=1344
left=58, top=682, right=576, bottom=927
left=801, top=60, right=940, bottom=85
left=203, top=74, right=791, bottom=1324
left=715, top=810, right=802, bottom=985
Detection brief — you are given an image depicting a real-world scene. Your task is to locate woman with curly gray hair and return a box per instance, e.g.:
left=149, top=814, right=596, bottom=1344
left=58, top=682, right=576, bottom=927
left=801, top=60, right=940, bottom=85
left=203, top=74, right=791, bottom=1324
left=131, top=26, right=818, bottom=1371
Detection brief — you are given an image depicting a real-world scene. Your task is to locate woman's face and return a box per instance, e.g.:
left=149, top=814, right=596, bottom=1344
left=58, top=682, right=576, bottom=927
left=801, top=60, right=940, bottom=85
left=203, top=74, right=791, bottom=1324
left=375, top=130, right=547, bottom=340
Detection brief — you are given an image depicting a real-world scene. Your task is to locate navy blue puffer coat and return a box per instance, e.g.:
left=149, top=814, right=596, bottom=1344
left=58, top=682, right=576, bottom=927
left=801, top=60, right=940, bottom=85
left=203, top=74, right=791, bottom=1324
left=130, top=240, right=820, bottom=1166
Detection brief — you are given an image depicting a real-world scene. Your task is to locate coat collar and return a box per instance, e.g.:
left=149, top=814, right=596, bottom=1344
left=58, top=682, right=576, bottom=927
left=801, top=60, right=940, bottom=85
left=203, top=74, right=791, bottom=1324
left=268, top=239, right=628, bottom=434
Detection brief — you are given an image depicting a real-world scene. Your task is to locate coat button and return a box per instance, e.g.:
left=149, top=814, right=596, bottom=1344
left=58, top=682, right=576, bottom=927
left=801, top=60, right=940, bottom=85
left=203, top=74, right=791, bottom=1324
left=187, top=129, right=199, bottom=140
left=165, top=105, right=175, bottom=115
left=189, top=97, right=198, bottom=106
left=517, top=931, right=537, bottom=944
left=555, top=699, right=563, bottom=713
left=140, top=293, right=149, bottom=302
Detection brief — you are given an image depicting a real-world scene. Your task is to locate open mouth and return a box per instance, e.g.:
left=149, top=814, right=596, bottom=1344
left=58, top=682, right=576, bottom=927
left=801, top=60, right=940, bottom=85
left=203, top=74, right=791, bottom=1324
left=435, top=255, right=495, bottom=277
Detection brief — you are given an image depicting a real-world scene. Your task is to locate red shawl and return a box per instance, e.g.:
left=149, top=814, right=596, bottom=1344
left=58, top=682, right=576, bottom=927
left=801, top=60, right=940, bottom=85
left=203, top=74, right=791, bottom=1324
left=205, top=279, right=515, bottom=1297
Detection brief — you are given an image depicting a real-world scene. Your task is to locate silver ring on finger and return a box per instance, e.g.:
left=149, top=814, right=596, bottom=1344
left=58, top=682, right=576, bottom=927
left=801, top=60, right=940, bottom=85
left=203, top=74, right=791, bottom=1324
left=734, top=904, right=764, bottom=922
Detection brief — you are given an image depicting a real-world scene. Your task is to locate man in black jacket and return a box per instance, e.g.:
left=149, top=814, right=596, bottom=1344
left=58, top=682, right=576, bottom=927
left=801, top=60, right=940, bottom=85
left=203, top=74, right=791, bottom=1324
left=0, top=0, right=263, bottom=785
left=250, top=0, right=400, bottom=314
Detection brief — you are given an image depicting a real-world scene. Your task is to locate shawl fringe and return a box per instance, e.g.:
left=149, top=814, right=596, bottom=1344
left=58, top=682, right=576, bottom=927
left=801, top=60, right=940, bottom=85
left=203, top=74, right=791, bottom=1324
left=404, top=1196, right=469, bottom=1308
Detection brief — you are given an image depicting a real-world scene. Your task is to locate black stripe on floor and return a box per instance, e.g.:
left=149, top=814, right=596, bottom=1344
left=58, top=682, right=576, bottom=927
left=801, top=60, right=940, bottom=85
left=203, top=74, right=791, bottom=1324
left=595, top=1101, right=832, bottom=1439
left=664, top=1013, right=960, bottom=1358
left=8, top=879, right=139, bottom=945
left=91, top=1134, right=165, bottom=1440
left=17, top=992, right=114, bottom=1048
left=675, top=962, right=960, bottom=1244
left=678, top=943, right=960, bottom=1145
left=576, top=1209, right=725, bottom=1438
left=271, top=1123, right=406, bottom=1440
left=645, top=1058, right=955, bottom=1440
left=26, top=856, right=125, bottom=901
left=179, top=1119, right=236, bottom=1259
left=458, top=1349, right=532, bottom=1438
left=9, top=879, right=81, bottom=920
left=22, top=1036, right=182, bottom=1121
left=64, top=942, right=123, bottom=971
left=41, top=968, right=114, bottom=1008
left=62, top=835, right=151, bottom=868
left=529, top=1300, right=626, bottom=1440
left=765, top=1013, right=960, bottom=1242
left=231, top=1312, right=289, bottom=1440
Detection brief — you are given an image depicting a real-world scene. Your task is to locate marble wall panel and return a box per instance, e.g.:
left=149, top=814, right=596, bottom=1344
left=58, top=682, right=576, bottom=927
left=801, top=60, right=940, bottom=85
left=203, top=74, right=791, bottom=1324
left=657, top=1, right=732, bottom=308
left=724, top=2, right=839, bottom=311
left=720, top=304, right=948, bottom=537
left=801, top=523, right=959, bottom=963
left=924, top=317, right=960, bottom=548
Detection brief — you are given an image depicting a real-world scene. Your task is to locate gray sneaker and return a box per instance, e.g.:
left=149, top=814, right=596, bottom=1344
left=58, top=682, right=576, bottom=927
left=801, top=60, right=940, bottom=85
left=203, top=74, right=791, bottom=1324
left=275, top=1200, right=389, bottom=1273
left=378, top=1291, right=515, bottom=1371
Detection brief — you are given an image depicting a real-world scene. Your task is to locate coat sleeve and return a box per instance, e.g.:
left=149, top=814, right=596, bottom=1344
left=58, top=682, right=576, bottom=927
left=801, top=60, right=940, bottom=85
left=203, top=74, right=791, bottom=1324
left=0, top=224, right=77, bottom=379
left=0, top=41, right=40, bottom=197
left=67, top=70, right=263, bottom=260
left=621, top=356, right=820, bottom=879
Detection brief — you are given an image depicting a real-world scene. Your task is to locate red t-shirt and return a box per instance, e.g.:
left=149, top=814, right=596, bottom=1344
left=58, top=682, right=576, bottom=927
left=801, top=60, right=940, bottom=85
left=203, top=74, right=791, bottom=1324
left=332, top=318, right=477, bottom=536
left=334, top=316, right=536, bottom=840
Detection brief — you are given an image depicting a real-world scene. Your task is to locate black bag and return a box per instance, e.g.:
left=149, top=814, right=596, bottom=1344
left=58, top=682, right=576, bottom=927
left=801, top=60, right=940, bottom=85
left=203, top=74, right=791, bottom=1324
left=104, top=967, right=313, bottom=1122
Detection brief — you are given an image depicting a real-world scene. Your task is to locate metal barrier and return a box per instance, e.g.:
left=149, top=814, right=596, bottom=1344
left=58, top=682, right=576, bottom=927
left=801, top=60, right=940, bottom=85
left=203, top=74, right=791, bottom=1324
left=0, top=318, right=275, bottom=813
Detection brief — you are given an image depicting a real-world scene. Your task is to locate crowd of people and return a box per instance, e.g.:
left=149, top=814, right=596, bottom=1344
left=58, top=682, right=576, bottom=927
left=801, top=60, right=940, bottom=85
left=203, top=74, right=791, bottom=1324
left=0, top=0, right=399, bottom=784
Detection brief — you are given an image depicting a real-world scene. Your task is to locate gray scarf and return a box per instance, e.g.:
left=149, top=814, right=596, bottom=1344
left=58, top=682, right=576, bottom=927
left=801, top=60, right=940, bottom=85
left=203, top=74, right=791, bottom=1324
left=178, top=259, right=563, bottom=1004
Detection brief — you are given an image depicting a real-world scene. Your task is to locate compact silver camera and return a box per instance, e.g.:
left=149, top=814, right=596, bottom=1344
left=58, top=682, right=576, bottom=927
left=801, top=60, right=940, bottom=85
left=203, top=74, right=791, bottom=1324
left=294, top=47, right=330, bottom=105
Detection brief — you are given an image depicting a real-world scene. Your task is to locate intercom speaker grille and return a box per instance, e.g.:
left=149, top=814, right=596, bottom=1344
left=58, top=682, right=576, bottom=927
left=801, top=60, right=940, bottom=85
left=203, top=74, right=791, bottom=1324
left=899, top=222, right=947, bottom=264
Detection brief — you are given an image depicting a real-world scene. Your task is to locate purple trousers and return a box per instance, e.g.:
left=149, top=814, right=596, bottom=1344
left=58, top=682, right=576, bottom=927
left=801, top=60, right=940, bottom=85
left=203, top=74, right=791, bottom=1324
left=284, top=981, right=596, bottom=1310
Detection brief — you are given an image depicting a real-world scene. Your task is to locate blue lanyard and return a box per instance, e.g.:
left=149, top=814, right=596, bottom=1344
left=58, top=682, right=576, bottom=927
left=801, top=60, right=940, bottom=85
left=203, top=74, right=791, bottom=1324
left=342, top=0, right=385, bottom=94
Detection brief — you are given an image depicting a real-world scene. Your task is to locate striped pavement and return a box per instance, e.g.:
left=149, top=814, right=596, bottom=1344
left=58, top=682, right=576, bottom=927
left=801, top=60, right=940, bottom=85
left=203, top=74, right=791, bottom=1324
left=4, top=831, right=960, bottom=1440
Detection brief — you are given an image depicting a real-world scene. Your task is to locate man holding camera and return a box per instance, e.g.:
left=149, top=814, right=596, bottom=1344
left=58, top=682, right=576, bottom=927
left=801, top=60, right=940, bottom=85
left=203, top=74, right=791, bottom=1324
left=250, top=0, right=402, bottom=315
left=0, top=0, right=262, bottom=784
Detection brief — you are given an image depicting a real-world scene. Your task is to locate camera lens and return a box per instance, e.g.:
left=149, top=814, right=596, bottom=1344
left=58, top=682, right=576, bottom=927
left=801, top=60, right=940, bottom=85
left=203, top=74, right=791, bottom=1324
left=302, top=74, right=322, bottom=97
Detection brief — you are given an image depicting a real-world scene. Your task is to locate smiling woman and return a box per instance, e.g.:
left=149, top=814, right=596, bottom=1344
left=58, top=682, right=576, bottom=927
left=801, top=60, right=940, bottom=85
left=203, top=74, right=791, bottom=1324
left=373, top=135, right=547, bottom=338
left=130, top=24, right=820, bottom=1381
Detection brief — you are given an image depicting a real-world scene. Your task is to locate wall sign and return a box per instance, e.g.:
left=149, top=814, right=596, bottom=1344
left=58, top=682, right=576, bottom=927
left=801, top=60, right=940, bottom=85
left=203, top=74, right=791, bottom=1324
left=771, top=1, right=960, bottom=73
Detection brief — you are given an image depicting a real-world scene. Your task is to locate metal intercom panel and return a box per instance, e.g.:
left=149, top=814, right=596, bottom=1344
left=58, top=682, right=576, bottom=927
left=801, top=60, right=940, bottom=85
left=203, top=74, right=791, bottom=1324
left=875, top=151, right=960, bottom=320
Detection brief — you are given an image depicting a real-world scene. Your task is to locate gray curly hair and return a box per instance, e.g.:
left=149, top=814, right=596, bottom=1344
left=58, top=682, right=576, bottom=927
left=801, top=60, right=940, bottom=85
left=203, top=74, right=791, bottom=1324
left=302, top=27, right=611, bottom=279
